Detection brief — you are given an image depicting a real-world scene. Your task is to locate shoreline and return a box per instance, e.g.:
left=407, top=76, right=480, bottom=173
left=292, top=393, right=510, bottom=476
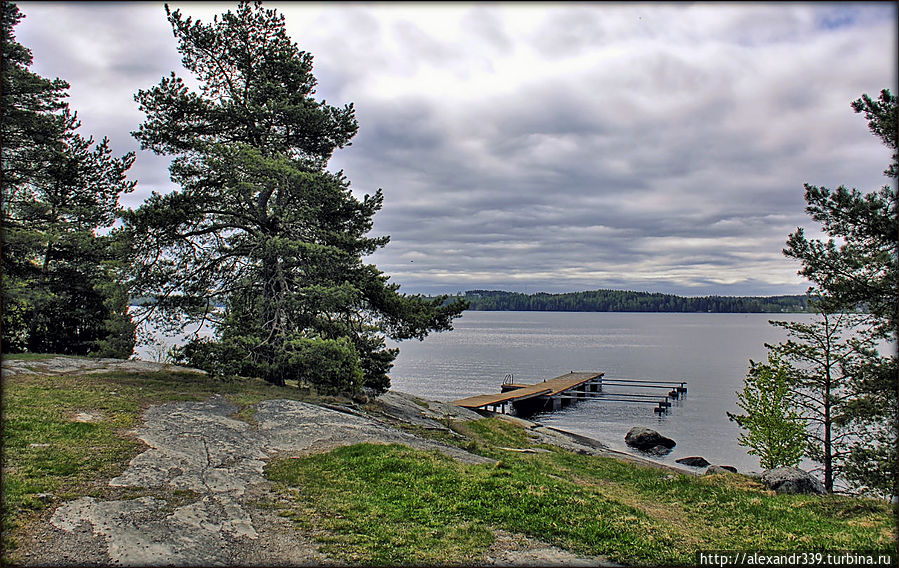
left=462, top=402, right=700, bottom=475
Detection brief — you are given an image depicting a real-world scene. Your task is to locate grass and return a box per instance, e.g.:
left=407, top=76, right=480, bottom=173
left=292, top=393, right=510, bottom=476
left=265, top=418, right=897, bottom=566
left=0, top=363, right=308, bottom=559
left=2, top=360, right=896, bottom=566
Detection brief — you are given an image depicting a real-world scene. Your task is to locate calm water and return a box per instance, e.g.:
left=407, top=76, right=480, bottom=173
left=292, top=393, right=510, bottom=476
left=137, top=309, right=818, bottom=472
left=386, top=311, right=818, bottom=473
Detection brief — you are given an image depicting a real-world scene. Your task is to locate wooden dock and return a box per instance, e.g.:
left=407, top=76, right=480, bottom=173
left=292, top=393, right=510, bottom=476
left=452, top=372, right=686, bottom=416
left=453, top=372, right=603, bottom=414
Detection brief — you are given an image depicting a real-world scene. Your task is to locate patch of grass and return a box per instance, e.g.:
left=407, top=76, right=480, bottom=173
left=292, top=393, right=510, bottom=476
left=0, top=367, right=307, bottom=559
left=266, top=418, right=896, bottom=566
left=452, top=416, right=535, bottom=450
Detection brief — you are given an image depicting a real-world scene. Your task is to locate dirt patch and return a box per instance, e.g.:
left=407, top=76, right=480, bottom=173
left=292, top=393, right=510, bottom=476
left=483, top=530, right=619, bottom=566
left=71, top=411, right=103, bottom=423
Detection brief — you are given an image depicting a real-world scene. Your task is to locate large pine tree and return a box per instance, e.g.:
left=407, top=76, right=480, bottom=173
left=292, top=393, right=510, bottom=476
left=126, top=2, right=465, bottom=393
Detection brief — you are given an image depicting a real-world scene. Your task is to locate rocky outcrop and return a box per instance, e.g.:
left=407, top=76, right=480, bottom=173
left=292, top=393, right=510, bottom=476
left=676, top=456, right=710, bottom=468
left=47, top=395, right=492, bottom=566
left=1, top=356, right=205, bottom=377
left=761, top=467, right=825, bottom=495
left=624, top=427, right=676, bottom=452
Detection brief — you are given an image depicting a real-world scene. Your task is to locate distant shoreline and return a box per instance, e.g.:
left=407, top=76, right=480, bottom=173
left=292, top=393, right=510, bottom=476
left=441, top=288, right=812, bottom=314
left=459, top=308, right=811, bottom=314
left=131, top=288, right=814, bottom=314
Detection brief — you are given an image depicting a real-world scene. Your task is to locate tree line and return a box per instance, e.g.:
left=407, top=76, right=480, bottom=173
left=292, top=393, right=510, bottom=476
left=451, top=289, right=810, bottom=313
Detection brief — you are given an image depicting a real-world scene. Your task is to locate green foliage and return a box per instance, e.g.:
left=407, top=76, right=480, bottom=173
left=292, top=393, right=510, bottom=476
left=780, top=90, right=897, bottom=497
left=763, top=312, right=888, bottom=494
left=839, top=353, right=898, bottom=496
left=126, top=2, right=465, bottom=393
left=729, top=353, right=806, bottom=470
left=784, top=89, right=897, bottom=335
left=456, top=289, right=809, bottom=313
left=0, top=2, right=69, bottom=193
left=1, top=2, right=136, bottom=357
left=177, top=334, right=363, bottom=395
left=281, top=336, right=364, bottom=395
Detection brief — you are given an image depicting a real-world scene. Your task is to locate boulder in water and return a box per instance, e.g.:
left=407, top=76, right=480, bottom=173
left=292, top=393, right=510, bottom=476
left=676, top=456, right=711, bottom=468
left=624, top=427, right=676, bottom=452
left=646, top=444, right=673, bottom=456
left=705, top=465, right=738, bottom=475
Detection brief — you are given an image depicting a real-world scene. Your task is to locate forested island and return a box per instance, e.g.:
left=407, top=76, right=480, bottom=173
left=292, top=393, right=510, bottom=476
left=446, top=289, right=810, bottom=313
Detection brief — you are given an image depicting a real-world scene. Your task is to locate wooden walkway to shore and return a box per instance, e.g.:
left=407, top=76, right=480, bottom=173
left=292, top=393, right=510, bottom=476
left=452, top=372, right=686, bottom=415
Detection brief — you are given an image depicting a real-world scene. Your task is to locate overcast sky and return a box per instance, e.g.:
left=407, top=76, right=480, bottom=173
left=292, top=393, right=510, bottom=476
left=14, top=2, right=898, bottom=296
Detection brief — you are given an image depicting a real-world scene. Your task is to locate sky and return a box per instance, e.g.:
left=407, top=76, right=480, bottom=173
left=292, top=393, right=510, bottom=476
left=14, top=2, right=898, bottom=297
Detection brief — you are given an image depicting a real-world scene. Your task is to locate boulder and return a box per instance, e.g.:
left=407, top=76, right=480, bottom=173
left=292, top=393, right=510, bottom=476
left=761, top=467, right=825, bottom=495
left=646, top=445, right=673, bottom=456
left=676, top=456, right=711, bottom=468
left=624, top=427, right=676, bottom=452
left=705, top=465, right=738, bottom=475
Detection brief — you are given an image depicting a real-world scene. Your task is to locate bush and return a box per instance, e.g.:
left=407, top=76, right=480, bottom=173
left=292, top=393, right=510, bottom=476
left=176, top=334, right=364, bottom=396
left=282, top=336, right=364, bottom=395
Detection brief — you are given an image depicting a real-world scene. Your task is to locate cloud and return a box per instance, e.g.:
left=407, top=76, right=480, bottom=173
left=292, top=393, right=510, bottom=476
left=13, top=2, right=898, bottom=296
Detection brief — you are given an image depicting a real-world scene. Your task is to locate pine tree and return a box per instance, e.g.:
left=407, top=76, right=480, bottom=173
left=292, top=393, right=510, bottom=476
left=1, top=2, right=136, bottom=356
left=767, top=312, right=880, bottom=493
left=779, top=90, right=898, bottom=496
left=126, top=2, right=465, bottom=393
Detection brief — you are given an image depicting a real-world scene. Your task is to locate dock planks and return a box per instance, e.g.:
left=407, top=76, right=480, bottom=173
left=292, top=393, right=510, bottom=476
left=453, top=372, right=602, bottom=409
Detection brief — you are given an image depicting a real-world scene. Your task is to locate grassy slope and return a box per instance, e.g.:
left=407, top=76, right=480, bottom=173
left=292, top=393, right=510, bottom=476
left=266, top=419, right=896, bottom=566
left=2, top=363, right=896, bottom=566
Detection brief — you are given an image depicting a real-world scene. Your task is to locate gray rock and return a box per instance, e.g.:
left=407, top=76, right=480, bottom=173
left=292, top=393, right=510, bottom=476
left=49, top=395, right=492, bottom=566
left=761, top=467, right=825, bottom=495
left=1, top=356, right=206, bottom=379
left=705, top=465, right=738, bottom=474
left=36, top=492, right=55, bottom=504
left=624, top=427, right=676, bottom=452
left=676, top=456, right=711, bottom=468
left=646, top=444, right=673, bottom=456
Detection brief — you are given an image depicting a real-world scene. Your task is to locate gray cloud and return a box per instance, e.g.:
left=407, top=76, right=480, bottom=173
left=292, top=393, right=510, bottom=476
left=14, top=2, right=898, bottom=296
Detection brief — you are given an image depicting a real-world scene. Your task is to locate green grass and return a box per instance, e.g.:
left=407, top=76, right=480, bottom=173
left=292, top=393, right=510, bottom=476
left=3, top=363, right=895, bottom=567
left=265, top=418, right=897, bottom=566
left=0, top=365, right=308, bottom=558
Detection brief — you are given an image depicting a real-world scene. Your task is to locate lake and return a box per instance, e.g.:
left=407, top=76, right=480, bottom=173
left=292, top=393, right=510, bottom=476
left=385, top=311, right=818, bottom=473
left=136, top=309, right=817, bottom=473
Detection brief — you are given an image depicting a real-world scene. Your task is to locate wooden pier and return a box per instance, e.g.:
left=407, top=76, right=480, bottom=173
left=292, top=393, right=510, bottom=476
left=452, top=372, right=686, bottom=416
